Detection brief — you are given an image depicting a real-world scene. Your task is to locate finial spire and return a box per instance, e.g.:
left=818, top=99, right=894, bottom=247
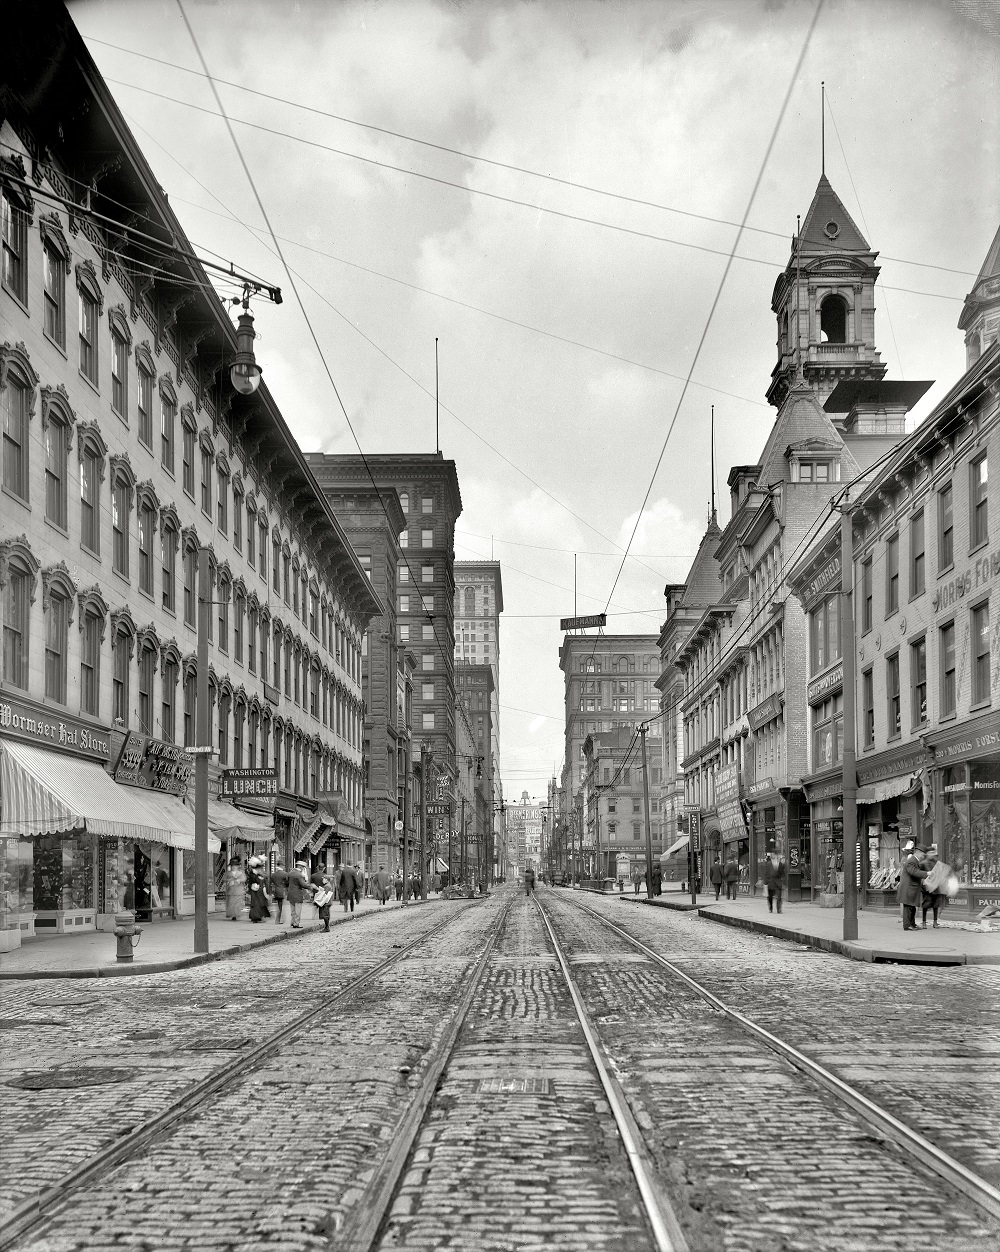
left=710, top=404, right=716, bottom=524
left=821, top=81, right=826, bottom=177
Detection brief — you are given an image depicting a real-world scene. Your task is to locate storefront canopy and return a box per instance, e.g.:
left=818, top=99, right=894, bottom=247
left=0, top=740, right=219, bottom=852
left=856, top=773, right=921, bottom=806
left=207, top=799, right=275, bottom=843
left=434, top=857, right=449, bottom=873
left=661, top=834, right=690, bottom=859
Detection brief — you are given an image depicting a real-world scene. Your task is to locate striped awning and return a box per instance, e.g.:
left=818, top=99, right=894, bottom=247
left=0, top=739, right=219, bottom=852
left=660, top=835, right=690, bottom=859
left=856, top=773, right=921, bottom=806
left=207, top=798, right=275, bottom=843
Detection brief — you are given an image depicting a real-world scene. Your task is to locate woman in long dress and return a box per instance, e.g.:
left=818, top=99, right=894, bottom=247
left=247, top=857, right=271, bottom=923
left=225, top=856, right=245, bottom=920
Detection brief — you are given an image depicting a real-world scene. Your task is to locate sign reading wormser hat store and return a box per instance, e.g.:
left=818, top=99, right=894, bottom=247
left=112, top=731, right=193, bottom=795
left=220, top=767, right=278, bottom=800
left=0, top=694, right=111, bottom=760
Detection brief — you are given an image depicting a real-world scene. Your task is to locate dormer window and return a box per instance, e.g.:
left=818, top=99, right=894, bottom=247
left=795, top=459, right=840, bottom=484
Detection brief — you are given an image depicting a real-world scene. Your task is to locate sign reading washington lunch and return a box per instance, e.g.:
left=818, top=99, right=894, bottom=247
left=220, top=767, right=278, bottom=800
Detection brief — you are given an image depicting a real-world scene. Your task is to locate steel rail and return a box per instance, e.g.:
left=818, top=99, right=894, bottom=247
left=337, top=896, right=515, bottom=1251
left=0, top=906, right=470, bottom=1251
left=571, top=896, right=1000, bottom=1223
left=533, top=896, right=690, bottom=1252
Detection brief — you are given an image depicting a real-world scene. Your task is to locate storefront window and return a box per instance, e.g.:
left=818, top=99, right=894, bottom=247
left=970, top=760, right=1000, bottom=887
left=32, top=835, right=94, bottom=911
left=941, top=765, right=969, bottom=884
left=816, top=818, right=844, bottom=893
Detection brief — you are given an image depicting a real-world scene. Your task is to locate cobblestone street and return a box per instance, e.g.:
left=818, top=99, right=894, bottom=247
left=2, top=887, right=997, bottom=1251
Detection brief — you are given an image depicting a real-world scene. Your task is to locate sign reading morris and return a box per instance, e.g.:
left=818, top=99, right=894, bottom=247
left=0, top=694, right=111, bottom=760
left=113, top=732, right=193, bottom=795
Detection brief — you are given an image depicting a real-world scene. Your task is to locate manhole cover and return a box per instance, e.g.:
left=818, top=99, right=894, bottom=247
left=6, top=1067, right=135, bottom=1089
left=475, top=1077, right=551, bottom=1095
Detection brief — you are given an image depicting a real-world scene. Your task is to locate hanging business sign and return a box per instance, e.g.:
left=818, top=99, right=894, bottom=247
left=112, top=732, right=193, bottom=795
left=560, top=613, right=606, bottom=631
left=747, top=694, right=783, bottom=732
left=220, top=767, right=278, bottom=799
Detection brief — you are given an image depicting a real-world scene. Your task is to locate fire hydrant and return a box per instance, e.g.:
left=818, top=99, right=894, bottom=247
left=113, top=911, right=142, bottom=962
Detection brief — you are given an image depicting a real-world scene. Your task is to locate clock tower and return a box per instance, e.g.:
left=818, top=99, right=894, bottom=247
left=766, top=175, right=886, bottom=410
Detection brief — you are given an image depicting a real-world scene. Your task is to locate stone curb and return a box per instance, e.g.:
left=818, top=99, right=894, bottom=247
left=0, top=898, right=439, bottom=982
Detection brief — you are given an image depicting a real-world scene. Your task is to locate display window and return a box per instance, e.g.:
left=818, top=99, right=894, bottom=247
left=815, top=817, right=844, bottom=893
left=33, top=834, right=94, bottom=912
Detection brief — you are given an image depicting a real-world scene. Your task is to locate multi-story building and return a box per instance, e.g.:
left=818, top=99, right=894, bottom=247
left=313, top=477, right=409, bottom=877
left=455, top=661, right=495, bottom=879
left=506, top=792, right=543, bottom=874
left=0, top=6, right=381, bottom=949
left=658, top=173, right=929, bottom=901
left=454, top=560, right=503, bottom=875
left=581, top=726, right=662, bottom=884
left=559, top=632, right=661, bottom=874
left=789, top=331, right=999, bottom=914
left=307, top=454, right=462, bottom=796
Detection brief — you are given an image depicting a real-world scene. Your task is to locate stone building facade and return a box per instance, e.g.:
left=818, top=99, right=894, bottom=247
left=0, top=8, right=380, bottom=948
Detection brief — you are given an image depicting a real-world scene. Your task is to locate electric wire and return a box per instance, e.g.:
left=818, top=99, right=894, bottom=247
left=80, top=36, right=977, bottom=280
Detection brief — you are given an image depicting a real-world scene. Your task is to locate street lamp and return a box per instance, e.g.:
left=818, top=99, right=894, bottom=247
left=230, top=298, right=261, bottom=396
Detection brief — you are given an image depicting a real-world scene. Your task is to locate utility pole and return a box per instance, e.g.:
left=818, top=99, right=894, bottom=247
left=194, top=546, right=211, bottom=954
left=640, top=723, right=654, bottom=901
left=840, top=492, right=859, bottom=941
left=448, top=799, right=454, bottom=888
left=419, top=744, right=429, bottom=902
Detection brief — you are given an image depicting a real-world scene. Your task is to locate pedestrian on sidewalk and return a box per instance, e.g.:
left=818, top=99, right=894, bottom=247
left=897, top=844, right=929, bottom=931
left=247, top=857, right=271, bottom=923
left=920, top=845, right=953, bottom=928
left=633, top=870, right=641, bottom=895
left=394, top=873, right=403, bottom=901
left=338, top=862, right=359, bottom=913
left=652, top=862, right=662, bottom=896
left=224, top=856, right=245, bottom=921
left=723, top=854, right=740, bottom=900
left=373, top=867, right=391, bottom=905
left=710, top=857, right=724, bottom=901
left=288, top=860, right=311, bottom=928
left=763, top=847, right=786, bottom=914
left=312, top=873, right=334, bottom=932
left=270, top=861, right=289, bottom=924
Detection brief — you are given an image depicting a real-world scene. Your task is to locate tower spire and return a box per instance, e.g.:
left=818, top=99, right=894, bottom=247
left=710, top=404, right=716, bottom=524
left=821, top=81, right=825, bottom=177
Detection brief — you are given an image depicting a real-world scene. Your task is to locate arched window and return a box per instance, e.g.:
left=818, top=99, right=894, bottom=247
left=77, top=586, right=108, bottom=718
left=41, top=385, right=75, bottom=529
left=110, top=454, right=136, bottom=579
left=247, top=602, right=258, bottom=673
left=42, top=564, right=75, bottom=705
left=77, top=421, right=108, bottom=555
left=160, top=506, right=180, bottom=614
left=217, top=572, right=231, bottom=653
left=111, top=608, right=136, bottom=726
left=182, top=529, right=199, bottom=628
left=159, top=374, right=177, bottom=474
left=261, top=711, right=271, bottom=772
left=217, top=684, right=232, bottom=764
left=136, top=627, right=159, bottom=736
left=160, top=644, right=180, bottom=743
left=1, top=154, right=33, bottom=303
left=248, top=701, right=260, bottom=766
left=820, top=294, right=848, bottom=344
left=183, top=658, right=197, bottom=747
left=40, top=213, right=70, bottom=348
left=233, top=696, right=246, bottom=768
left=1, top=538, right=39, bottom=689
left=0, top=341, right=39, bottom=501
left=75, top=260, right=104, bottom=387
left=464, top=586, right=476, bottom=616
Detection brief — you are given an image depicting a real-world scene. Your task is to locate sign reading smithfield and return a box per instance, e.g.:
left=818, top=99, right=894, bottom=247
left=0, top=694, right=111, bottom=760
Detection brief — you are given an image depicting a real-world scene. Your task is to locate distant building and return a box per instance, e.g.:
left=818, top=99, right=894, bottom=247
left=559, top=633, right=661, bottom=878
left=506, top=792, right=543, bottom=873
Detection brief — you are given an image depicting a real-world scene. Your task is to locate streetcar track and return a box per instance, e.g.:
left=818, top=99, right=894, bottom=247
left=559, top=892, right=1000, bottom=1224
left=0, top=904, right=475, bottom=1252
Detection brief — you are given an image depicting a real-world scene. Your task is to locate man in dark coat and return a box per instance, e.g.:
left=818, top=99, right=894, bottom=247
left=723, top=855, right=740, bottom=900
left=270, top=861, right=289, bottom=924
left=763, top=849, right=786, bottom=914
left=651, top=863, right=662, bottom=897
left=709, top=857, right=724, bottom=900
left=287, top=860, right=310, bottom=928
left=338, top=862, right=359, bottom=913
left=897, top=845, right=928, bottom=931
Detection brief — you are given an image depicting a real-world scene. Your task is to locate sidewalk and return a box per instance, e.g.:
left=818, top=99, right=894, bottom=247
left=626, top=892, right=1000, bottom=965
left=0, top=895, right=426, bottom=981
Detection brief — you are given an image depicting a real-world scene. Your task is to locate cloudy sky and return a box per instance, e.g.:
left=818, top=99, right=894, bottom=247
left=69, top=0, right=998, bottom=799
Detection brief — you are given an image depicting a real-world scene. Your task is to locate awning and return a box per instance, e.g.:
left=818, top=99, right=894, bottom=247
left=661, top=835, right=690, bottom=859
left=0, top=740, right=219, bottom=852
left=207, top=798, right=275, bottom=843
left=295, top=807, right=338, bottom=852
left=434, top=857, right=448, bottom=873
left=856, top=773, right=920, bottom=806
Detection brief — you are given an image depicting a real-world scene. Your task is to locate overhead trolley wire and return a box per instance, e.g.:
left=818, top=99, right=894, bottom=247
left=81, top=36, right=977, bottom=282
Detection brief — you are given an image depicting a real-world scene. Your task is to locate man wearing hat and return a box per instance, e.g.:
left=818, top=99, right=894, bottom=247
left=287, top=860, right=311, bottom=928
left=897, top=842, right=928, bottom=932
